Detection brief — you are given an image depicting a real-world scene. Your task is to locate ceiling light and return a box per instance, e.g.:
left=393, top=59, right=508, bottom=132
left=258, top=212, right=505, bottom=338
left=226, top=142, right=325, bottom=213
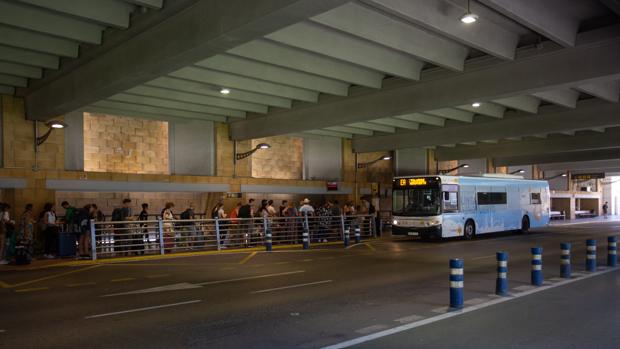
left=220, top=88, right=230, bottom=95
left=460, top=0, right=478, bottom=24
left=462, top=164, right=470, bottom=168
left=382, top=155, right=392, bottom=160
left=471, top=102, right=481, bottom=108
left=561, top=173, right=567, bottom=177
left=460, top=13, right=478, bottom=24
left=257, top=143, right=270, bottom=149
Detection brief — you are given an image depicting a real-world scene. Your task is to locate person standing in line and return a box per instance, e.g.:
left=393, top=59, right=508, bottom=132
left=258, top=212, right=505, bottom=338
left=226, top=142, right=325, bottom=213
left=19, top=204, right=35, bottom=243
left=42, top=203, right=58, bottom=259
left=61, top=201, right=76, bottom=234
left=0, top=203, right=11, bottom=264
left=283, top=201, right=298, bottom=243
left=229, top=202, right=241, bottom=247
left=603, top=201, right=609, bottom=219
left=138, top=203, right=150, bottom=252
left=161, top=202, right=175, bottom=251
left=76, top=204, right=95, bottom=259
left=299, top=198, right=315, bottom=216
left=238, top=199, right=255, bottom=246
left=179, top=203, right=196, bottom=249
left=214, top=202, right=228, bottom=248
left=279, top=200, right=288, bottom=217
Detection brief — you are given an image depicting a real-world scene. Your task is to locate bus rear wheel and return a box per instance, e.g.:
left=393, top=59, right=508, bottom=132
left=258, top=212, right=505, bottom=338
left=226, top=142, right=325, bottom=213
left=520, top=216, right=530, bottom=234
left=464, top=220, right=475, bottom=240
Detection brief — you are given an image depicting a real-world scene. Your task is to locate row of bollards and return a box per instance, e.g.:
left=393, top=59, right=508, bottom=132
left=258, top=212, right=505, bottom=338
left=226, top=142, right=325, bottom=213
left=449, top=236, right=618, bottom=309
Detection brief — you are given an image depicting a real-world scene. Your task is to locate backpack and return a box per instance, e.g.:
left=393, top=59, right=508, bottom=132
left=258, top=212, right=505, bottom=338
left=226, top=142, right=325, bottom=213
left=180, top=209, right=192, bottom=220
left=238, top=204, right=251, bottom=219
left=64, top=206, right=75, bottom=225
left=211, top=206, right=219, bottom=219
left=111, top=208, right=123, bottom=222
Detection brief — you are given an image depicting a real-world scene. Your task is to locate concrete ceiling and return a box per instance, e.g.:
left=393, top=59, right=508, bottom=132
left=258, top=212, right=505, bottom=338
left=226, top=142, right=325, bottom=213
left=3, top=0, right=620, bottom=167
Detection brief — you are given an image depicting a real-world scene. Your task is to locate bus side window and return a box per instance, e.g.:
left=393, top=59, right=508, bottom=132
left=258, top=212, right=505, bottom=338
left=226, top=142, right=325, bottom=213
left=530, top=192, right=541, bottom=205
left=443, top=191, right=459, bottom=212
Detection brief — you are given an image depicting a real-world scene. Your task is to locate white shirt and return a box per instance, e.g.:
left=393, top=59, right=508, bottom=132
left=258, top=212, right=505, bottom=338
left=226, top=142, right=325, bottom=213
left=299, top=204, right=314, bottom=215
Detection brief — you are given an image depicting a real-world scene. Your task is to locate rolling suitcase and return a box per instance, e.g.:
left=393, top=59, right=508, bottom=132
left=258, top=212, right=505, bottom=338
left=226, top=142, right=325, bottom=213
left=58, top=232, right=76, bottom=257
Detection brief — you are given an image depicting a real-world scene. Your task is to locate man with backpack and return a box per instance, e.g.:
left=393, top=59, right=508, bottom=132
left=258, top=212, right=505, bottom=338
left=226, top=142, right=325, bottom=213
left=111, top=199, right=133, bottom=255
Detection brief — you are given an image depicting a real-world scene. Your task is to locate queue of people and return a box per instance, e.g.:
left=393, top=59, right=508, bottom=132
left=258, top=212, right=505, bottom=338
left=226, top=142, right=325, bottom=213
left=0, top=196, right=378, bottom=264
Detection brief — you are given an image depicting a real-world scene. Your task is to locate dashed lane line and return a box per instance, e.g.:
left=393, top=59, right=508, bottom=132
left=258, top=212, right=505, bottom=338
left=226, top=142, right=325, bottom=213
left=239, top=251, right=257, bottom=265
left=251, top=280, right=332, bottom=294
left=196, top=270, right=306, bottom=286
left=110, top=277, right=136, bottom=283
left=275, top=261, right=291, bottom=265
left=85, top=299, right=202, bottom=319
left=14, top=287, right=49, bottom=293
left=393, top=315, right=424, bottom=324
left=321, top=266, right=620, bottom=349
left=145, top=274, right=171, bottom=279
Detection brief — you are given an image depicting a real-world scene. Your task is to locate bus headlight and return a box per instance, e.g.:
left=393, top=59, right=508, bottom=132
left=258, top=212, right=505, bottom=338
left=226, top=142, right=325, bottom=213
left=393, top=219, right=398, bottom=225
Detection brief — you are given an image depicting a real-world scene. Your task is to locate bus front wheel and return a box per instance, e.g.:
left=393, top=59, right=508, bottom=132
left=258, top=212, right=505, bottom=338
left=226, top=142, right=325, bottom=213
left=464, top=220, right=475, bottom=240
left=520, top=216, right=530, bottom=234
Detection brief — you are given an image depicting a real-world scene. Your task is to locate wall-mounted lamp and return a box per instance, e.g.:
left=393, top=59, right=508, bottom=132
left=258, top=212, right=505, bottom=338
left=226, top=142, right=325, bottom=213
left=36, top=120, right=67, bottom=146
left=544, top=173, right=568, bottom=180
left=235, top=143, right=270, bottom=161
left=510, top=169, right=525, bottom=175
left=460, top=0, right=478, bottom=24
left=356, top=154, right=392, bottom=169
left=439, top=163, right=469, bottom=175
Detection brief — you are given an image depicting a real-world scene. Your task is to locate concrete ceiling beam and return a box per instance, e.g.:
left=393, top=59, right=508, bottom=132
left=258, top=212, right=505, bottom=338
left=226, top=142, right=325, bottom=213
left=494, top=148, right=620, bottom=166
left=312, top=2, right=469, bottom=71
left=24, top=0, right=350, bottom=119
left=575, top=80, right=620, bottom=102
left=108, top=93, right=247, bottom=118
left=532, top=88, right=580, bottom=108
left=16, top=0, right=134, bottom=28
left=0, top=25, right=78, bottom=58
left=493, top=95, right=540, bottom=113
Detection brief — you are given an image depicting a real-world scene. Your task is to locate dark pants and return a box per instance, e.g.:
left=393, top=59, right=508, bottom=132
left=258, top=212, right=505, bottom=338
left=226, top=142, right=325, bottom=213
left=44, top=225, right=59, bottom=255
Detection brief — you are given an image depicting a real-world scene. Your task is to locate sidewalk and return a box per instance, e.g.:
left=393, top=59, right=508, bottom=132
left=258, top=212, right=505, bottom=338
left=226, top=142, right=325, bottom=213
left=549, top=215, right=620, bottom=226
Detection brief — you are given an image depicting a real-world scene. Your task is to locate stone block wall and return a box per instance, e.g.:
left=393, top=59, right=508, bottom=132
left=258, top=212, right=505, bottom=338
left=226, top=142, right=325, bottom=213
left=251, top=135, right=303, bottom=180
left=2, top=95, right=64, bottom=170
left=83, top=112, right=169, bottom=174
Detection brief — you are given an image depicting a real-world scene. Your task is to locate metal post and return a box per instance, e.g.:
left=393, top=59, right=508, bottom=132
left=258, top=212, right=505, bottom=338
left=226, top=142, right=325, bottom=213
left=607, top=236, right=617, bottom=267
left=90, top=220, right=97, bottom=261
left=264, top=219, right=272, bottom=252
left=215, top=217, right=221, bottom=251
left=560, top=242, right=571, bottom=278
left=531, top=247, right=543, bottom=286
left=340, top=214, right=346, bottom=241
left=496, top=251, right=508, bottom=296
left=586, top=239, right=597, bottom=272
left=449, top=258, right=464, bottom=309
left=344, top=227, right=350, bottom=247
left=302, top=213, right=310, bottom=250
left=354, top=225, right=361, bottom=244
left=158, top=218, right=165, bottom=255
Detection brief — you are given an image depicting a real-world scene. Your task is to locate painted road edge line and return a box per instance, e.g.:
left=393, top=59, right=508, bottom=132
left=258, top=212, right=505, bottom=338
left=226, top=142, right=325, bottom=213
left=85, top=300, right=202, bottom=319
left=251, top=280, right=332, bottom=294
left=321, top=267, right=619, bottom=349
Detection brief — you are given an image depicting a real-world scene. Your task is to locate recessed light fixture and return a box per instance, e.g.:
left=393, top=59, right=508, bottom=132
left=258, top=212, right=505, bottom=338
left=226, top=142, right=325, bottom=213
left=460, top=0, right=478, bottom=24
left=472, top=102, right=481, bottom=108
left=220, top=88, right=230, bottom=95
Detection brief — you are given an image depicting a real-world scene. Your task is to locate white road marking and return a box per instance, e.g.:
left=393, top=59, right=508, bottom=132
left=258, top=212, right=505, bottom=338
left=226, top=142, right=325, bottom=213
left=85, top=300, right=202, bottom=319
left=463, top=298, right=487, bottom=306
left=321, top=267, right=619, bottom=349
left=513, top=285, right=535, bottom=291
left=102, top=270, right=306, bottom=297
left=431, top=307, right=447, bottom=314
left=471, top=255, right=496, bottom=260
left=197, top=270, right=305, bottom=286
left=251, top=280, right=332, bottom=294
left=394, top=315, right=424, bottom=324
left=103, top=283, right=203, bottom=297
left=355, top=324, right=390, bottom=334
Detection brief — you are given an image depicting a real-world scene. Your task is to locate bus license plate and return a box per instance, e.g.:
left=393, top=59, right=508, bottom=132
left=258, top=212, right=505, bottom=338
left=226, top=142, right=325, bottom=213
left=408, top=232, right=419, bottom=236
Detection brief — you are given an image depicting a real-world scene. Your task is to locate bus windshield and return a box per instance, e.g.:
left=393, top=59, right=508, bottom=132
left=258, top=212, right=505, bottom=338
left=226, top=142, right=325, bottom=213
left=393, top=188, right=441, bottom=216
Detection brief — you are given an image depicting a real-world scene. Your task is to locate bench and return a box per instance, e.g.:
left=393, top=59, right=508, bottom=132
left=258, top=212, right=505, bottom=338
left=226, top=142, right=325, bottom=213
left=575, top=210, right=597, bottom=218
left=550, top=211, right=565, bottom=220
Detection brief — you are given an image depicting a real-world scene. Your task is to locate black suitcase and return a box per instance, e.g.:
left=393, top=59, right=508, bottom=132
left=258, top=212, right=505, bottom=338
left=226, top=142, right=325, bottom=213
left=58, top=233, right=76, bottom=257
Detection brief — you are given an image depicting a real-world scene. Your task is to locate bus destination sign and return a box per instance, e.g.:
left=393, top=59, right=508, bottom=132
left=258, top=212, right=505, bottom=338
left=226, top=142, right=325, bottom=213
left=393, top=177, right=439, bottom=188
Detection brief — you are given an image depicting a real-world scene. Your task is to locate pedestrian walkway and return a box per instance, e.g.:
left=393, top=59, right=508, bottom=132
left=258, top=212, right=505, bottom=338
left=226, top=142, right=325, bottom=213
left=549, top=215, right=620, bottom=226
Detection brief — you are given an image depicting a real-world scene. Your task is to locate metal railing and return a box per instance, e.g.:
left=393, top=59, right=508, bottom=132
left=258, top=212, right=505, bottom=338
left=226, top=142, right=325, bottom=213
left=90, top=214, right=376, bottom=260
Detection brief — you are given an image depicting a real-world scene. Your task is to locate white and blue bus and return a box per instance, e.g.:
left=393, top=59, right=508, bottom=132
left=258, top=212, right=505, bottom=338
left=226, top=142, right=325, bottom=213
left=391, top=174, right=550, bottom=239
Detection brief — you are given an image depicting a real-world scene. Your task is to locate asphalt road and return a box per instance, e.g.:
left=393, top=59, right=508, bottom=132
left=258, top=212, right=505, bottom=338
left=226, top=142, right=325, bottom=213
left=1, top=220, right=619, bottom=348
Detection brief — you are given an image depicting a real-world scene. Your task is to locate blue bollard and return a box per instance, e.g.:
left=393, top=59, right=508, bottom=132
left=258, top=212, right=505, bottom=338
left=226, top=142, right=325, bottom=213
left=264, top=228, right=273, bottom=252
left=531, top=247, right=543, bottom=286
left=344, top=227, right=350, bottom=247
left=354, top=226, right=361, bottom=244
left=302, top=214, right=310, bottom=250
left=607, top=236, right=617, bottom=267
left=495, top=251, right=508, bottom=296
left=449, top=258, right=464, bottom=309
left=560, top=243, right=571, bottom=278
left=586, top=239, right=597, bottom=272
